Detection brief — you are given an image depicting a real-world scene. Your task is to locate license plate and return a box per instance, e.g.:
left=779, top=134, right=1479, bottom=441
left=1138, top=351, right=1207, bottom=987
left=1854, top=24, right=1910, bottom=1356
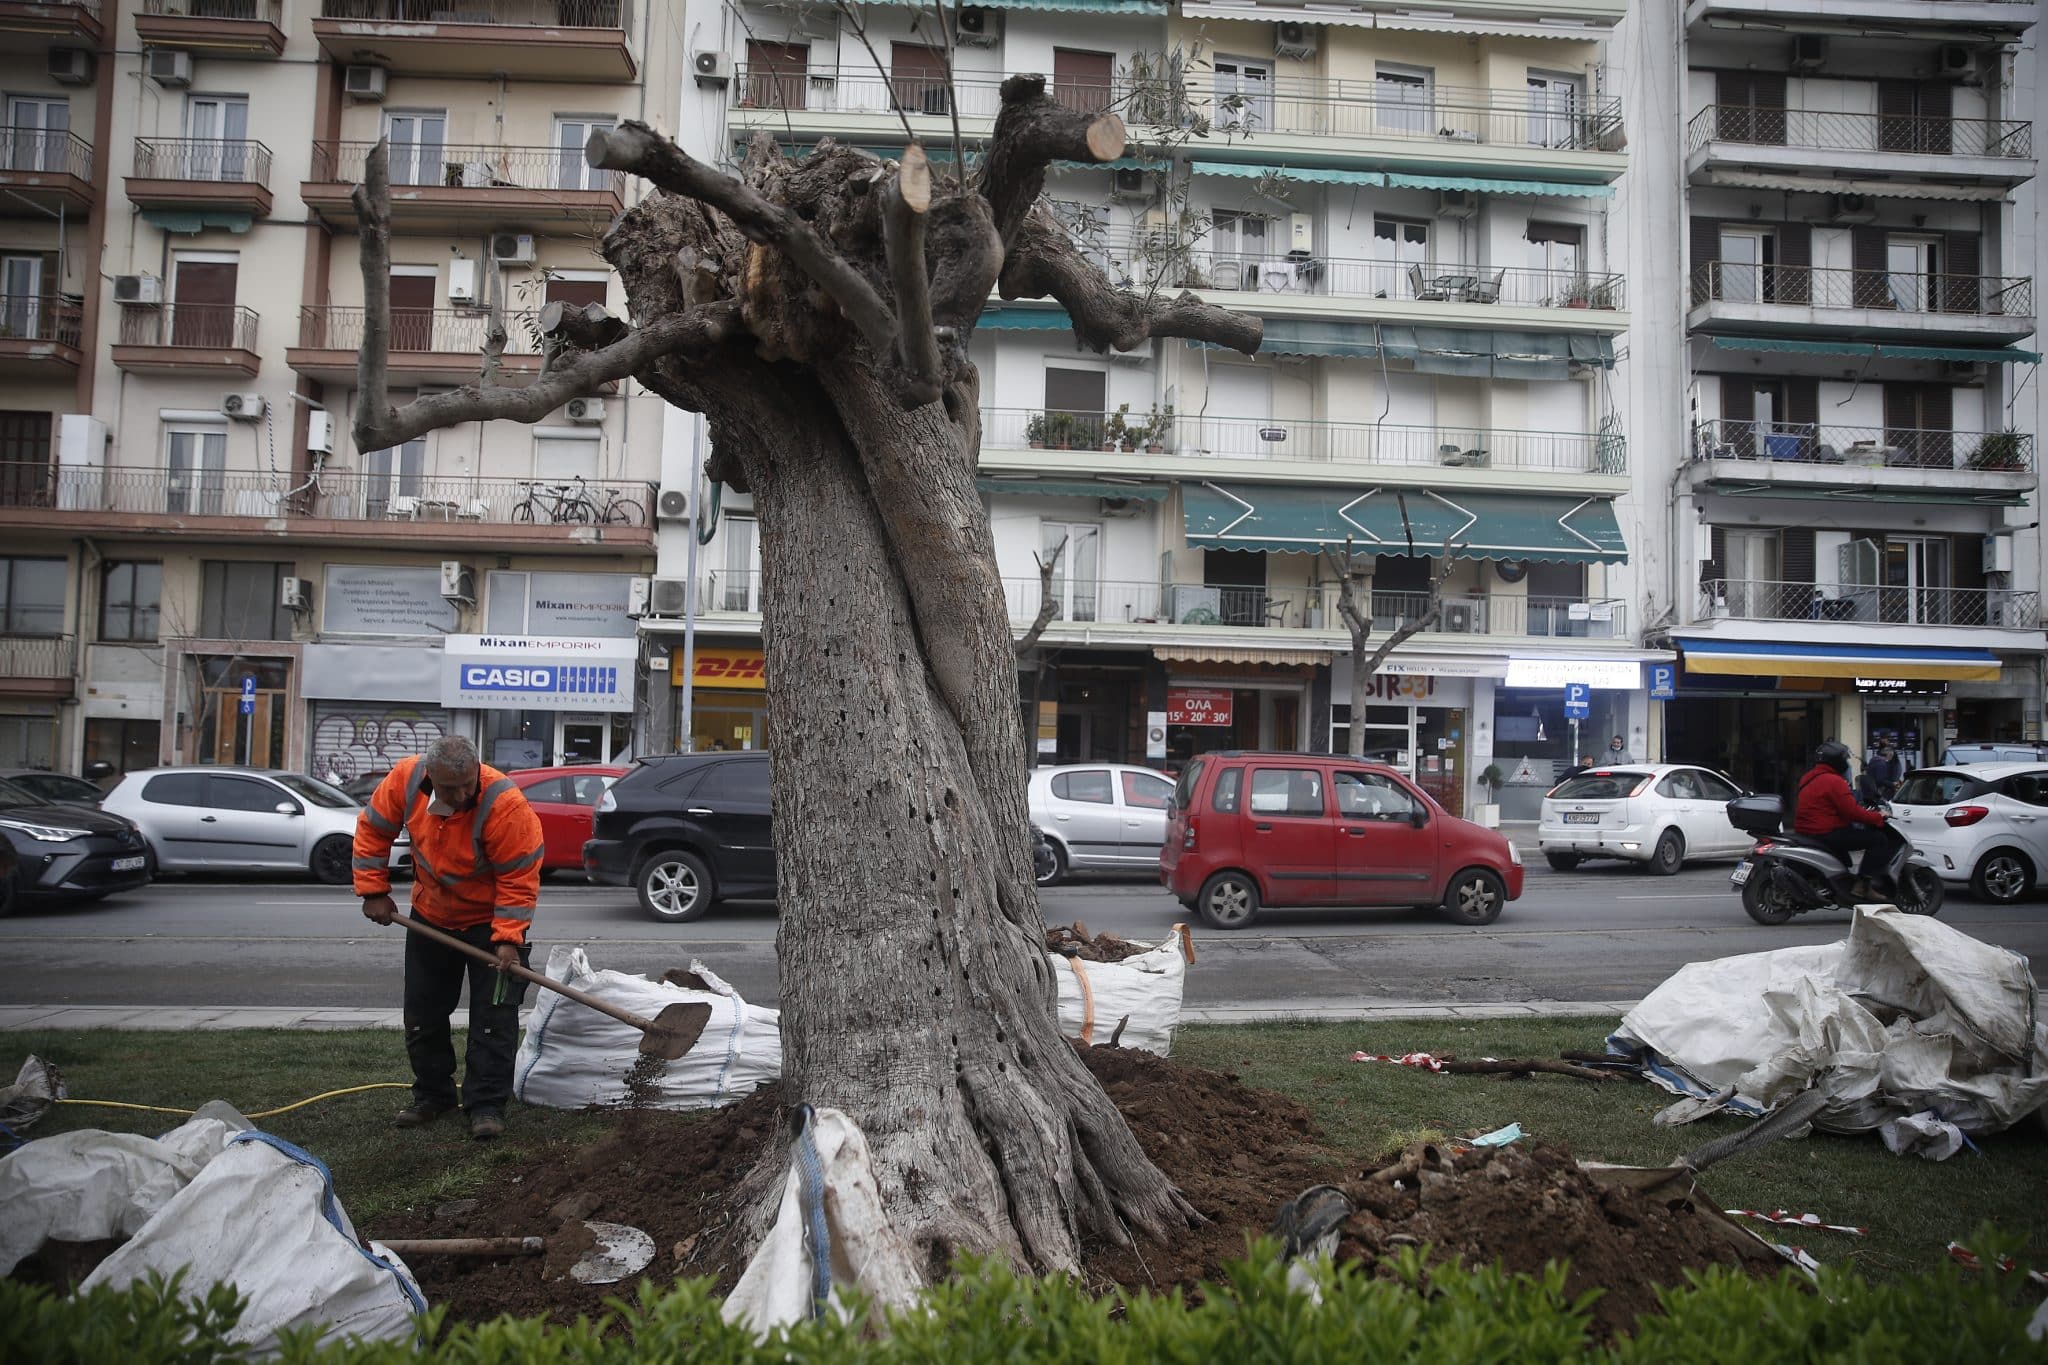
left=111, top=855, right=146, bottom=872
left=1563, top=813, right=1600, bottom=825
left=1730, top=860, right=1752, bottom=887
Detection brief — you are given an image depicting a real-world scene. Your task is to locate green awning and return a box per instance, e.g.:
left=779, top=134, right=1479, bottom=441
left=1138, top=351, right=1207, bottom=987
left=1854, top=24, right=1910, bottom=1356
left=1384, top=173, right=1614, bottom=200
left=1206, top=323, right=1614, bottom=369
left=1183, top=483, right=1628, bottom=563
left=1191, top=162, right=1386, bottom=186
left=142, top=209, right=254, bottom=235
left=1880, top=342, right=2043, bottom=364
left=978, top=306, right=1072, bottom=331
left=1255, top=319, right=1383, bottom=358
left=978, top=479, right=1167, bottom=500
left=1709, top=336, right=2042, bottom=364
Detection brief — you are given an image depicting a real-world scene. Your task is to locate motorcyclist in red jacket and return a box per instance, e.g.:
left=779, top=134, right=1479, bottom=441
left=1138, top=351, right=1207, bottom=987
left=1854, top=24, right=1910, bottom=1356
left=1791, top=740, right=1887, bottom=891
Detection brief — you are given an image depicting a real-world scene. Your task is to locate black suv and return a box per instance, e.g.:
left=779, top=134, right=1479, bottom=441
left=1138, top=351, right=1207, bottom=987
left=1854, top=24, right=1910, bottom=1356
left=583, top=752, right=774, bottom=922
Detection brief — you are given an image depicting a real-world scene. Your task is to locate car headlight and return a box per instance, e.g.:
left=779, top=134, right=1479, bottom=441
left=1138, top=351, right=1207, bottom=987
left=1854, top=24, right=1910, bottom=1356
left=0, top=817, right=89, bottom=843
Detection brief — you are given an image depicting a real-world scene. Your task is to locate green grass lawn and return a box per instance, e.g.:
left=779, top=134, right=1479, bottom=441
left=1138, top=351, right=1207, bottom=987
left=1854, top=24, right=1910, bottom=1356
left=7, top=1019, right=2043, bottom=1281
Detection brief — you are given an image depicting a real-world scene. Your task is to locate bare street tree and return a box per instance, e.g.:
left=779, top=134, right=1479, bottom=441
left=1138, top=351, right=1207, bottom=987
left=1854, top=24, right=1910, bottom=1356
left=351, top=81, right=1260, bottom=1275
left=1321, top=535, right=1462, bottom=757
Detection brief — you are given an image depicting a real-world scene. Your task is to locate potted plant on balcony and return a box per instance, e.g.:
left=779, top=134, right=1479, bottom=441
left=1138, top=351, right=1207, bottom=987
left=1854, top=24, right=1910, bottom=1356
left=1562, top=277, right=1594, bottom=308
left=1475, top=763, right=1505, bottom=829
left=1106, top=403, right=1133, bottom=452
left=1025, top=412, right=1047, bottom=449
left=1047, top=412, right=1078, bottom=450
left=1143, top=403, right=1173, bottom=454
left=1970, top=430, right=2026, bottom=471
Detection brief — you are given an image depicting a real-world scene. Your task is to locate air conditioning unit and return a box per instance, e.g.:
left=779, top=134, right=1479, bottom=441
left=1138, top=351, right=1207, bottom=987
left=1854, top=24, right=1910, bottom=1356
left=1274, top=22, right=1318, bottom=60
left=1790, top=34, right=1827, bottom=71
left=439, top=559, right=475, bottom=604
left=344, top=64, right=387, bottom=101
left=656, top=487, right=690, bottom=521
left=1107, top=339, right=1154, bottom=364
left=626, top=575, right=652, bottom=618
left=648, top=577, right=690, bottom=617
left=1442, top=603, right=1477, bottom=633
left=1828, top=193, right=1877, bottom=224
left=47, top=47, right=93, bottom=86
left=1984, top=534, right=2015, bottom=575
left=491, top=232, right=537, bottom=266
left=1098, top=497, right=1143, bottom=518
left=565, top=396, right=605, bottom=424
left=1937, top=44, right=1974, bottom=78
left=221, top=393, right=264, bottom=421
left=1110, top=168, right=1154, bottom=203
left=1287, top=211, right=1314, bottom=256
left=692, top=50, right=731, bottom=88
left=146, top=49, right=192, bottom=89
left=306, top=410, right=334, bottom=454
left=955, top=5, right=1000, bottom=46
left=1438, top=189, right=1478, bottom=219
left=279, top=576, right=311, bottom=613
left=113, top=274, right=164, bottom=307
left=447, top=258, right=477, bottom=305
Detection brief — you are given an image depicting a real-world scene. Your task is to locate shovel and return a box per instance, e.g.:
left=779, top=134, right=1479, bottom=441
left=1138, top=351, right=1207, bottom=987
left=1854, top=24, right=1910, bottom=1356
left=381, top=1221, right=655, bottom=1285
left=391, top=916, right=711, bottom=1061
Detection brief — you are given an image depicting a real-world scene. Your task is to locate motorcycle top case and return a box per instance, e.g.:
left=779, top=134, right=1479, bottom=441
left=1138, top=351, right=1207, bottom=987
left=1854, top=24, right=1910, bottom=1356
left=1725, top=795, right=1784, bottom=837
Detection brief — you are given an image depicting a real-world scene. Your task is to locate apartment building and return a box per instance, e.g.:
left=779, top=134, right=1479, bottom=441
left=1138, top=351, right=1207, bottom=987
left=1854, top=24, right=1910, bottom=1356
left=661, top=0, right=1652, bottom=817
left=1626, top=0, right=2043, bottom=800
left=0, top=1, right=681, bottom=781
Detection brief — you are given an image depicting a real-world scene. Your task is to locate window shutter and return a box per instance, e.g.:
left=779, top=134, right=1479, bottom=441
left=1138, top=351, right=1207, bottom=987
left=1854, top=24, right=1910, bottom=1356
left=1751, top=73, right=1786, bottom=143
left=1781, top=527, right=1816, bottom=585
left=1919, top=384, right=1954, bottom=468
left=1919, top=80, right=1953, bottom=154
left=1691, top=218, right=1720, bottom=303
left=1785, top=378, right=1818, bottom=431
left=1774, top=223, right=1811, bottom=304
left=1944, top=232, right=1981, bottom=313
left=1952, top=533, right=1986, bottom=591
left=1701, top=526, right=1727, bottom=587
left=1720, top=379, right=1754, bottom=424
left=1852, top=227, right=1888, bottom=306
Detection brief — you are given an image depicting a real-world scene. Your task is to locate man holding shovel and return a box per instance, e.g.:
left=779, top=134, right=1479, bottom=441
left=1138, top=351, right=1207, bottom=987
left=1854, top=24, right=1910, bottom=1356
left=355, top=735, right=545, bottom=1141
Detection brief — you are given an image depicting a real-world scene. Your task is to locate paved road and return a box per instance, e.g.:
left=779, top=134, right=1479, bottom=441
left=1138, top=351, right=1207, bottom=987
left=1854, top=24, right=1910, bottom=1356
left=4, top=860, right=2043, bottom=1013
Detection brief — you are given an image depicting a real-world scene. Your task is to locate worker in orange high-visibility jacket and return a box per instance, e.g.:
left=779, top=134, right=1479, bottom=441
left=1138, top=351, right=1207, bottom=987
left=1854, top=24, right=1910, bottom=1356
left=354, top=734, right=544, bottom=1142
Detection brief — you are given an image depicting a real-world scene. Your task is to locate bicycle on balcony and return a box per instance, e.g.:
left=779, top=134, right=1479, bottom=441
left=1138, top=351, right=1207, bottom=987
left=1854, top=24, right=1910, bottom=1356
left=584, top=482, right=645, bottom=526
left=512, top=477, right=597, bottom=525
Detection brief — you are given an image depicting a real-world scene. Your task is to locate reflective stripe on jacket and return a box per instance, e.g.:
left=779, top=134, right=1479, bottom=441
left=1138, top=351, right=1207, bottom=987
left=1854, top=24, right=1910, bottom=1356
left=352, top=754, right=544, bottom=944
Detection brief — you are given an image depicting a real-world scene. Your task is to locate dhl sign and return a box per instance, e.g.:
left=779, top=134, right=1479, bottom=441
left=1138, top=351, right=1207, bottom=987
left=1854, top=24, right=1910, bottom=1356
left=671, top=647, right=767, bottom=690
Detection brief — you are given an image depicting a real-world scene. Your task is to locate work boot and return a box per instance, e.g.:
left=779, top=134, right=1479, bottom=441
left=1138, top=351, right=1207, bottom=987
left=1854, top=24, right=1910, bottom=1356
left=469, top=1109, right=505, bottom=1142
left=392, top=1101, right=452, bottom=1129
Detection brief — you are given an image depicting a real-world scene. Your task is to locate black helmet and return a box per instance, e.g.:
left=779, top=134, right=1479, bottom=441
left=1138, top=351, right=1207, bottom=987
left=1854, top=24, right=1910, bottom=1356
left=1815, top=740, right=1852, bottom=774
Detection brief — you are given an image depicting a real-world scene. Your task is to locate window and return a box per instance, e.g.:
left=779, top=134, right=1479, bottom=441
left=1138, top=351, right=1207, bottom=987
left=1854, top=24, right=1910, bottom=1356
left=142, top=772, right=208, bottom=806
left=101, top=562, right=162, bottom=642
left=0, top=715, right=52, bottom=768
left=1657, top=771, right=1704, bottom=800
left=891, top=43, right=951, bottom=115
left=1053, top=49, right=1114, bottom=115
left=0, top=410, right=51, bottom=508
left=1999, top=770, right=2048, bottom=808
left=1895, top=771, right=1982, bottom=806
left=543, top=273, right=609, bottom=311
left=1207, top=210, right=1270, bottom=291
left=1040, top=521, right=1100, bottom=622
left=570, top=772, right=615, bottom=805
left=184, top=95, right=250, bottom=180
left=211, top=774, right=292, bottom=813
left=383, top=110, right=448, bottom=188
left=1375, top=63, right=1432, bottom=134
left=200, top=560, right=294, bottom=640
left=1, top=255, right=45, bottom=338
left=1527, top=221, right=1582, bottom=279
left=522, top=776, right=571, bottom=804
left=171, top=258, right=238, bottom=347
left=1526, top=71, right=1583, bottom=149
left=717, top=515, right=760, bottom=612
left=272, top=773, right=353, bottom=808
left=554, top=117, right=616, bottom=191
left=1886, top=235, right=1940, bottom=313
left=706, top=758, right=771, bottom=802
left=1695, top=771, right=1743, bottom=801
left=534, top=432, right=598, bottom=483
left=388, top=269, right=436, bottom=349
left=1122, top=771, right=1173, bottom=809
left=0, top=557, right=65, bottom=635
left=1549, top=771, right=1651, bottom=800
left=1374, top=218, right=1431, bottom=288
left=1210, top=765, right=1242, bottom=813
left=1043, top=366, right=1107, bottom=447
left=1051, top=769, right=1114, bottom=804
left=166, top=427, right=227, bottom=515
left=743, top=40, right=807, bottom=110
left=1249, top=767, right=1325, bottom=817
left=1213, top=57, right=1273, bottom=131
left=1716, top=228, right=1771, bottom=304
left=4, top=96, right=68, bottom=173
left=364, top=438, right=424, bottom=518
left=1335, top=770, right=1420, bottom=819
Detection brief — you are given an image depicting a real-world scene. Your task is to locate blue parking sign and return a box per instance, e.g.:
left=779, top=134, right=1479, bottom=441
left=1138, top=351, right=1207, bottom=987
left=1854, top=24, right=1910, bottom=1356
left=239, top=675, right=256, bottom=716
left=1564, top=682, right=1591, bottom=719
left=1649, top=664, right=1676, bottom=701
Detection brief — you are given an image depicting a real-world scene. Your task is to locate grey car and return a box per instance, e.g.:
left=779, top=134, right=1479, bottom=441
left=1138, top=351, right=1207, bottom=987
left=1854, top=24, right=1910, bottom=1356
left=102, top=767, right=411, bottom=884
left=1026, top=763, right=1176, bottom=885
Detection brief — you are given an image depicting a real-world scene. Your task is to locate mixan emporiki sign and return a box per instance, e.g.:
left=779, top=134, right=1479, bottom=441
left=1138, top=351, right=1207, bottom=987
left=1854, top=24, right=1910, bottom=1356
left=438, top=635, right=638, bottom=712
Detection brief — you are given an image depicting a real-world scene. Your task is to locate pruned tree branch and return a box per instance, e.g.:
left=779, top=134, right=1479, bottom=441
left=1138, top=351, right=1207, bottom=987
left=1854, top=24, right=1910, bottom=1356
left=479, top=242, right=508, bottom=387
left=882, top=144, right=942, bottom=404
left=1015, top=534, right=1067, bottom=656
left=1001, top=214, right=1262, bottom=356
left=978, top=74, right=1128, bottom=248
left=1360, top=551, right=1461, bottom=679
left=350, top=139, right=395, bottom=440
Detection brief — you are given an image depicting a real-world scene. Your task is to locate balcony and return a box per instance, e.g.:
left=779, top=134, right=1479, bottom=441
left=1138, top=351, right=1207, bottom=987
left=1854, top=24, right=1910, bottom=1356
left=0, top=295, right=84, bottom=375
left=0, top=635, right=75, bottom=697
left=0, top=130, right=95, bottom=216
left=1685, top=0, right=2039, bottom=37
left=1691, top=419, right=2034, bottom=501
left=1700, top=578, right=2039, bottom=631
left=1687, top=262, right=2033, bottom=341
left=302, top=140, right=625, bottom=232
left=978, top=408, right=1629, bottom=493
left=313, top=0, right=636, bottom=81
left=127, top=139, right=274, bottom=218
left=111, top=304, right=261, bottom=376
left=0, top=465, right=656, bottom=551
left=1686, top=105, right=2034, bottom=188
left=289, top=306, right=540, bottom=384
left=730, top=67, right=1626, bottom=182
left=135, top=0, right=285, bottom=59
left=0, top=0, right=101, bottom=43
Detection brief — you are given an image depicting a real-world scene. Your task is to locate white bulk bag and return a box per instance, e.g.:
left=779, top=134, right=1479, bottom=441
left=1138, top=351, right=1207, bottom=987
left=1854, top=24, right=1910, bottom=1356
left=1052, top=925, right=1194, bottom=1056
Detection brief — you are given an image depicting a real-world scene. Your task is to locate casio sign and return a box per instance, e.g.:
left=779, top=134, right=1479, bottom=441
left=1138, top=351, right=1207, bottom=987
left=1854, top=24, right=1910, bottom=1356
left=462, top=665, right=555, bottom=691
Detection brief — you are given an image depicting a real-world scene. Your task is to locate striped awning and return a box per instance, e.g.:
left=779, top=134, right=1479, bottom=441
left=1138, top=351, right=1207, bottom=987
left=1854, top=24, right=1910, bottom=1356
left=1384, top=172, right=1614, bottom=200
left=1676, top=639, right=2005, bottom=682
left=977, top=479, right=1166, bottom=500
left=1183, top=483, right=1628, bottom=562
left=1153, top=645, right=1333, bottom=666
left=1696, top=171, right=2012, bottom=203
left=1191, top=162, right=1385, bottom=186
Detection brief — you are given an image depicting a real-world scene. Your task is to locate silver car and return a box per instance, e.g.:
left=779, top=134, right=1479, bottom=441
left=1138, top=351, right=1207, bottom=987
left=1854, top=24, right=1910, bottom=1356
left=1026, top=763, right=1176, bottom=885
left=103, top=767, right=411, bottom=884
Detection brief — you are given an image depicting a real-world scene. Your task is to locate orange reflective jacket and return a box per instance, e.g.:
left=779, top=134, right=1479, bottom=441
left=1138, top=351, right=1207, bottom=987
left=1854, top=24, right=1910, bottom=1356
left=352, top=755, right=544, bottom=944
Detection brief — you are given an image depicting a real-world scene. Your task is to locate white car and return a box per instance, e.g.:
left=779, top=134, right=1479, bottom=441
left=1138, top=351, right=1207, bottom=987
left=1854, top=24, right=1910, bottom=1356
left=103, top=767, right=411, bottom=884
left=1889, top=761, right=2048, bottom=904
left=1026, top=763, right=1176, bottom=885
left=1538, top=763, right=1752, bottom=875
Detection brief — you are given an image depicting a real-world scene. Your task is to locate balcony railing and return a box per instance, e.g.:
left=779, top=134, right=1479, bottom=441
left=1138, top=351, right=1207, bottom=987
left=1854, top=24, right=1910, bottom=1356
left=2, top=464, right=653, bottom=528
left=133, top=137, right=272, bottom=185
left=1700, top=578, right=2040, bottom=629
left=317, top=0, right=626, bottom=25
left=1687, top=105, right=2032, bottom=159
left=297, top=306, right=541, bottom=355
left=309, top=140, right=624, bottom=195
left=0, top=295, right=83, bottom=346
left=983, top=408, right=1627, bottom=475
left=0, top=635, right=75, bottom=680
left=1689, top=262, right=2031, bottom=317
left=1694, top=419, right=2034, bottom=473
left=116, top=304, right=259, bottom=350
left=1369, top=591, right=1627, bottom=640
left=732, top=65, right=1624, bottom=151
left=989, top=578, right=1627, bottom=636
left=143, top=0, right=282, bottom=19
left=0, top=129, right=93, bottom=180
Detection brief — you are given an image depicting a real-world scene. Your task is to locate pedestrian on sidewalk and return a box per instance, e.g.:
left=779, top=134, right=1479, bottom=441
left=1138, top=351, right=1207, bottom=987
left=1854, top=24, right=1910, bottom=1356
left=1605, top=735, right=1632, bottom=765
left=354, top=735, right=545, bottom=1141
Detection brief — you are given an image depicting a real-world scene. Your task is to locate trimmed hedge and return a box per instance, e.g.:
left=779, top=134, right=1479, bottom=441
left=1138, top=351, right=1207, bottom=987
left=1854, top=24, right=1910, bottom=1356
left=5, top=1243, right=2044, bottom=1364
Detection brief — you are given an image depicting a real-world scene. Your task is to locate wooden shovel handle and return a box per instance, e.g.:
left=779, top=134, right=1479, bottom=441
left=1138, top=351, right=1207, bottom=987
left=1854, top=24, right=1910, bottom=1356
left=391, top=915, right=662, bottom=1037
left=381, top=1236, right=544, bottom=1257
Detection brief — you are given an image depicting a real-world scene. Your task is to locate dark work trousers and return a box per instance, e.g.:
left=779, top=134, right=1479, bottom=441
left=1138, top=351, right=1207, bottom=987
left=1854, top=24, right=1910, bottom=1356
left=1819, top=826, right=1888, bottom=879
left=402, top=913, right=530, bottom=1113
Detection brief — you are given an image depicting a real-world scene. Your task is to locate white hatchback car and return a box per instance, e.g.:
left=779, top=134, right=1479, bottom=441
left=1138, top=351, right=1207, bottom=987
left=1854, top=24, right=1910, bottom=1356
left=1026, top=763, right=1176, bottom=885
left=103, top=767, right=411, bottom=884
left=1889, top=761, right=2048, bottom=904
left=1538, top=763, right=1753, bottom=875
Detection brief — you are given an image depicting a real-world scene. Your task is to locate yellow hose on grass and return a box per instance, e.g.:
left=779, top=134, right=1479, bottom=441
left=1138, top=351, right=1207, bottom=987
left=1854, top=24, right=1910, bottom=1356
left=56, top=1082, right=411, bottom=1121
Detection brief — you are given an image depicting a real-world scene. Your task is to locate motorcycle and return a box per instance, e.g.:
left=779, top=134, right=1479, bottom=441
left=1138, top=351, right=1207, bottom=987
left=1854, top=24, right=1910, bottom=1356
left=1725, top=794, right=1944, bottom=925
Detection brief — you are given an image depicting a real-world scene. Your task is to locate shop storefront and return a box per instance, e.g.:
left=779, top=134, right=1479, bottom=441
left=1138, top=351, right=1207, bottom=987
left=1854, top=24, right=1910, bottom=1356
left=671, top=642, right=769, bottom=751
left=1161, top=660, right=1319, bottom=764
left=440, top=635, right=638, bottom=768
left=1325, top=669, right=1477, bottom=816
left=302, top=642, right=448, bottom=784
left=1492, top=657, right=1643, bottom=819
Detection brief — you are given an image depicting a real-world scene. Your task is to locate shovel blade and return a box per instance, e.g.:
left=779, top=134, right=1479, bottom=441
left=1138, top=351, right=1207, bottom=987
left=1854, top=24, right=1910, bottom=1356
left=636, top=1001, right=714, bottom=1061
left=569, top=1221, right=656, bottom=1285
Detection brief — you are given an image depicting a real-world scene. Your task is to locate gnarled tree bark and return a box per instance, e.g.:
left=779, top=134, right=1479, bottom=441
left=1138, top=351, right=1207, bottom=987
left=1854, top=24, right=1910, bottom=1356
left=355, top=78, right=1261, bottom=1278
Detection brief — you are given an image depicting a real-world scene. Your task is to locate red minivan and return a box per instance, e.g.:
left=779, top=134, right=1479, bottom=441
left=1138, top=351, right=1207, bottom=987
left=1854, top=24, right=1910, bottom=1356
left=1160, top=751, right=1524, bottom=929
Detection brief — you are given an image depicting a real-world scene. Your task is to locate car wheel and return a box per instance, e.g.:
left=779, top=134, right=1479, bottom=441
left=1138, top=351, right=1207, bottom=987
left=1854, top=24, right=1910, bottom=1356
left=1895, top=865, right=1945, bottom=917
left=310, top=835, right=354, bottom=886
left=1647, top=829, right=1684, bottom=877
left=1545, top=852, right=1582, bottom=872
left=637, top=849, right=715, bottom=923
left=1195, top=871, right=1260, bottom=930
left=1441, top=867, right=1506, bottom=925
left=1035, top=839, right=1066, bottom=888
left=1969, top=849, right=2033, bottom=904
